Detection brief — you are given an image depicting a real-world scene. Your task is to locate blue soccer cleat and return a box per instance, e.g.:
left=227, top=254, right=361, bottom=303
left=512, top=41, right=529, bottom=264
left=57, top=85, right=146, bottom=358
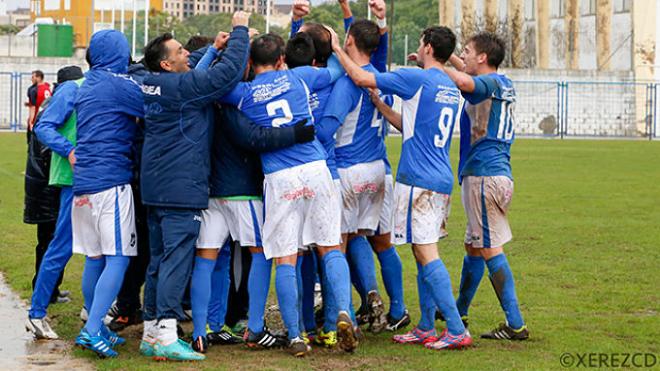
left=75, top=329, right=118, bottom=358
left=101, top=325, right=126, bottom=347
left=153, top=338, right=205, bottom=361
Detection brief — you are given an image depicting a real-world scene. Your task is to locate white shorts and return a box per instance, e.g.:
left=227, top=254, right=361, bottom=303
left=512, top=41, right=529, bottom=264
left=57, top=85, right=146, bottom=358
left=72, top=184, right=137, bottom=257
left=391, top=182, right=450, bottom=245
left=462, top=176, right=513, bottom=248
left=337, top=160, right=386, bottom=234
left=263, top=160, right=341, bottom=259
left=373, top=173, right=393, bottom=236
left=197, top=199, right=264, bottom=248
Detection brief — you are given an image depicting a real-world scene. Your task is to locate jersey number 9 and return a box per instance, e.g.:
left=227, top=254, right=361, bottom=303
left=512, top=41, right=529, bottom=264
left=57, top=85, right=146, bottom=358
left=434, top=107, right=454, bottom=148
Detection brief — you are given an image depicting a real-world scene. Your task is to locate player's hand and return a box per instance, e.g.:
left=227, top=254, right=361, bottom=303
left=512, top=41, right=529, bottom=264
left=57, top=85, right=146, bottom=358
left=68, top=149, right=76, bottom=169
left=232, top=11, right=250, bottom=28
left=337, top=0, right=348, bottom=4
left=325, top=25, right=341, bottom=52
left=248, top=28, right=260, bottom=39
left=369, top=0, right=386, bottom=20
left=407, top=53, right=418, bottom=62
left=292, top=119, right=314, bottom=143
left=214, top=31, right=230, bottom=49
left=368, top=88, right=382, bottom=105
left=292, top=0, right=310, bottom=21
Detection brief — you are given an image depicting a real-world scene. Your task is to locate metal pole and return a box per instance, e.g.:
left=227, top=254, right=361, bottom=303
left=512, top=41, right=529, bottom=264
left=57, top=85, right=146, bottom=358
left=368, top=4, right=372, bottom=20
left=266, top=0, right=271, bottom=33
left=121, top=0, right=125, bottom=33
left=132, top=0, right=137, bottom=56
left=144, top=0, right=150, bottom=46
left=403, top=34, right=408, bottom=66
left=387, top=0, right=394, bottom=70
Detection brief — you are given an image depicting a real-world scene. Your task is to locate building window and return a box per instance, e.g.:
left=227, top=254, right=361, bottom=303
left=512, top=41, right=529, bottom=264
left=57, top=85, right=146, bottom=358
left=581, top=0, right=596, bottom=16
left=551, top=0, right=565, bottom=18
left=524, top=0, right=536, bottom=21
left=613, top=0, right=631, bottom=13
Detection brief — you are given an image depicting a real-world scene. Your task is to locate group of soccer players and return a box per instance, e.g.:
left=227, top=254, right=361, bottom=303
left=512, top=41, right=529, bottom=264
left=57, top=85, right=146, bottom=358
left=25, top=0, right=529, bottom=361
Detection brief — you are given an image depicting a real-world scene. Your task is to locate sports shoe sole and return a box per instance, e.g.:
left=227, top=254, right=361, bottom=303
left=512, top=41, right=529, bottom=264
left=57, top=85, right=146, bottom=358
left=367, top=292, right=387, bottom=334
left=336, top=312, right=358, bottom=353
left=25, top=319, right=58, bottom=340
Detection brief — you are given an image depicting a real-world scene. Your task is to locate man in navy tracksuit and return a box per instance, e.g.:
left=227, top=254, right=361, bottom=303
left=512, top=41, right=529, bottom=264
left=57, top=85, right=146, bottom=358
left=139, top=12, right=250, bottom=361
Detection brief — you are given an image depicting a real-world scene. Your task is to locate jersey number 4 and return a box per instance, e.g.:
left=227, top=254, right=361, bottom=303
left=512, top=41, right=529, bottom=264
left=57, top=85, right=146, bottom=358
left=433, top=107, right=454, bottom=148
left=266, top=99, right=293, bottom=127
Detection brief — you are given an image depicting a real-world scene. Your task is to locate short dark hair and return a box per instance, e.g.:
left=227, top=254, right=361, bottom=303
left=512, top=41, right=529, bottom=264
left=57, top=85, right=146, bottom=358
left=184, top=35, right=214, bottom=52
left=347, top=19, right=380, bottom=55
left=468, top=32, right=506, bottom=68
left=300, top=22, right=332, bottom=66
left=144, top=33, right=174, bottom=72
left=285, top=32, right=315, bottom=68
left=250, top=33, right=285, bottom=67
left=32, top=70, right=44, bottom=80
left=421, top=26, right=456, bottom=63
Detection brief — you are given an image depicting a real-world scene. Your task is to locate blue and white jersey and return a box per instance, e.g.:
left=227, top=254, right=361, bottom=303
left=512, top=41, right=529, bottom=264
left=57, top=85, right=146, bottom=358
left=324, top=64, right=387, bottom=169
left=458, top=73, right=515, bottom=181
left=221, top=66, right=331, bottom=174
left=378, top=94, right=394, bottom=176
left=309, top=84, right=339, bottom=179
left=376, top=68, right=462, bottom=194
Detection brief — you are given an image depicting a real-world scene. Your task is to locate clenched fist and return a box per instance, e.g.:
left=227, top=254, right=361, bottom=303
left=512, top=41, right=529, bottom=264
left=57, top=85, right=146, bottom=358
left=232, top=11, right=250, bottom=28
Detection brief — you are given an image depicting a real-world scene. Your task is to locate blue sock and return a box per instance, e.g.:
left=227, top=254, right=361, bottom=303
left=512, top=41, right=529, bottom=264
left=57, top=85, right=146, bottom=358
left=416, top=262, right=436, bottom=331
left=321, top=250, right=351, bottom=314
left=377, top=246, right=405, bottom=319
left=208, top=246, right=231, bottom=333
left=422, top=259, right=465, bottom=336
left=296, top=257, right=305, bottom=332
left=247, top=252, right=271, bottom=333
left=301, top=254, right=317, bottom=332
left=275, top=264, right=300, bottom=339
left=84, top=256, right=129, bottom=336
left=347, top=251, right=367, bottom=306
left=347, top=236, right=378, bottom=295
left=191, top=256, right=215, bottom=339
left=456, top=255, right=485, bottom=317
left=321, top=266, right=337, bottom=332
left=81, top=256, right=105, bottom=313
left=486, top=254, right=525, bottom=329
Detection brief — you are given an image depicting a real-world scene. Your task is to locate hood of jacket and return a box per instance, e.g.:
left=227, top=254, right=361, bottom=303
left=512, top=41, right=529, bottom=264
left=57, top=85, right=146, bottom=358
left=88, top=30, right=130, bottom=74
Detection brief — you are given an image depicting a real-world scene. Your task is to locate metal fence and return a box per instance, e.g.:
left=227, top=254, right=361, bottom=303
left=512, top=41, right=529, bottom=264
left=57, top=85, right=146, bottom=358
left=0, top=75, right=658, bottom=139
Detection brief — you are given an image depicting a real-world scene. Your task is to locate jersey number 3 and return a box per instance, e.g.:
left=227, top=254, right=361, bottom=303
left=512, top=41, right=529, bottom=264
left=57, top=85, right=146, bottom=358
left=266, top=99, right=293, bottom=128
left=434, top=107, right=454, bottom=148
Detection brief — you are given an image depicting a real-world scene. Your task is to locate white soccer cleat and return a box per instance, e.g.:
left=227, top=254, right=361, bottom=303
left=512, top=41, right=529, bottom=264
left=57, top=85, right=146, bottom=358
left=26, top=317, right=59, bottom=340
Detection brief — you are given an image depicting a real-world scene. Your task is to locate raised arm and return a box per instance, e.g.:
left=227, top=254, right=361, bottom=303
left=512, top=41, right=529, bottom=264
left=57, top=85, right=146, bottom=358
left=369, top=0, right=389, bottom=72
left=339, top=0, right=353, bottom=32
left=444, top=62, right=476, bottom=93
left=33, top=81, right=77, bottom=158
left=330, top=28, right=377, bottom=88
left=290, top=0, right=309, bottom=37
left=369, top=88, right=401, bottom=131
left=193, top=32, right=229, bottom=70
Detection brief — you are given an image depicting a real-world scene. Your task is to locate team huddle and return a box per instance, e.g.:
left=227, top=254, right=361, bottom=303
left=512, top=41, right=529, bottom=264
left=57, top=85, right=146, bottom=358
left=25, top=0, right=528, bottom=361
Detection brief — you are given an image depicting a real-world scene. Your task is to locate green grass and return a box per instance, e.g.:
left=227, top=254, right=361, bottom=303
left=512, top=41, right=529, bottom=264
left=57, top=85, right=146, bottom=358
left=1, top=132, right=659, bottom=370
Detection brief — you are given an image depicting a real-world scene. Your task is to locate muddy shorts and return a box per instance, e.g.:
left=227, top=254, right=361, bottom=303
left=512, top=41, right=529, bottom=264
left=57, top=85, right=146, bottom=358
left=337, top=160, right=386, bottom=234
left=197, top=199, right=263, bottom=248
left=461, top=175, right=513, bottom=248
left=262, top=160, right=341, bottom=259
left=391, top=182, right=450, bottom=245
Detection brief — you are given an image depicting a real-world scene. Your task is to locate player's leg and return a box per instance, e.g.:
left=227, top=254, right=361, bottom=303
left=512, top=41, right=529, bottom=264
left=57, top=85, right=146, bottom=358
left=298, top=250, right=317, bottom=339
left=140, top=207, right=163, bottom=357
left=206, top=242, right=240, bottom=345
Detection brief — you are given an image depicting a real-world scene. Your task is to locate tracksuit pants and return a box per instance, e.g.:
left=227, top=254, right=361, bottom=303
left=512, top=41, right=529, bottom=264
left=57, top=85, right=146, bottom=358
left=143, top=206, right=201, bottom=322
left=28, top=186, right=73, bottom=319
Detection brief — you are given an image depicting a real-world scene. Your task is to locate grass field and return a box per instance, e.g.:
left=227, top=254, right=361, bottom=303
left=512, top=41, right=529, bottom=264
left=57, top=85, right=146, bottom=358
left=1, top=132, right=659, bottom=370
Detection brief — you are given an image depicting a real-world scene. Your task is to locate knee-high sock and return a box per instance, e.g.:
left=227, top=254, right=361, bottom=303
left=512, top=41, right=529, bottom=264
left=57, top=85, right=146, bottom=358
left=422, top=259, right=465, bottom=336
left=377, top=246, right=405, bottom=319
left=84, top=256, right=129, bottom=336
left=321, top=264, right=337, bottom=332
left=347, top=236, right=378, bottom=296
left=416, top=262, right=436, bottom=331
left=456, top=255, right=485, bottom=317
left=247, top=251, right=272, bottom=333
left=300, top=254, right=317, bottom=332
left=275, top=264, right=300, bottom=339
left=81, top=256, right=105, bottom=314
left=321, top=250, right=351, bottom=314
left=208, top=246, right=231, bottom=332
left=347, top=250, right=366, bottom=306
left=190, top=256, right=215, bottom=339
left=486, top=254, right=525, bottom=329
left=295, top=258, right=305, bottom=332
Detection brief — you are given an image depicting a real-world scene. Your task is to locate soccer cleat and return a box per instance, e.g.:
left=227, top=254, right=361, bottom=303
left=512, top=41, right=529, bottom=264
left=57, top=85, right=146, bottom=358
left=392, top=327, right=438, bottom=344
left=153, top=339, right=205, bottom=361
left=305, top=330, right=318, bottom=344
left=244, top=327, right=287, bottom=349
left=366, top=291, right=387, bottom=333
left=231, top=319, right=248, bottom=335
left=314, top=329, right=337, bottom=348
left=301, top=331, right=310, bottom=345
left=191, top=335, right=208, bottom=353
left=287, top=337, right=311, bottom=357
left=181, top=309, right=193, bottom=323
left=336, top=311, right=358, bottom=353
left=355, top=304, right=369, bottom=326
left=385, top=310, right=412, bottom=332
left=104, top=303, right=120, bottom=325
left=140, top=340, right=156, bottom=357
left=75, top=329, right=118, bottom=358
left=51, top=296, right=71, bottom=304
left=207, top=326, right=243, bottom=345
left=25, top=318, right=59, bottom=340
left=101, top=325, right=126, bottom=347
left=80, top=307, right=88, bottom=323
left=424, top=329, right=473, bottom=350
left=481, top=323, right=529, bottom=341
left=108, top=310, right=143, bottom=332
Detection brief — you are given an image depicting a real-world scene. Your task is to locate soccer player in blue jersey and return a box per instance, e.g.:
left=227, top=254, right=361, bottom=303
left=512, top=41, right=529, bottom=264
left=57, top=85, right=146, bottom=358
left=333, top=26, right=473, bottom=350
left=443, top=32, right=529, bottom=341
left=220, top=33, right=356, bottom=357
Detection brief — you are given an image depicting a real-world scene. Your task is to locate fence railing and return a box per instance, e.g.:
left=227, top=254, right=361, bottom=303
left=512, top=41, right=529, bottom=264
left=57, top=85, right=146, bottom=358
left=0, top=75, right=658, bottom=139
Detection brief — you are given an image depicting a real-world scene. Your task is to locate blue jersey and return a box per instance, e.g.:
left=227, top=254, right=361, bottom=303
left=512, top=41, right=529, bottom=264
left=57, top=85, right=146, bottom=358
left=378, top=94, right=394, bottom=175
left=221, top=66, right=332, bottom=174
left=324, top=64, right=387, bottom=169
left=309, top=83, right=339, bottom=179
left=376, top=68, right=462, bottom=194
left=458, top=73, right=515, bottom=181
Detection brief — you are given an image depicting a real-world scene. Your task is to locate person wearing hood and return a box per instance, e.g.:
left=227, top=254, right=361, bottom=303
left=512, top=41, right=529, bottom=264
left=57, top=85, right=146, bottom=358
left=139, top=11, right=250, bottom=362
left=70, top=29, right=145, bottom=358
left=26, top=65, right=84, bottom=340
